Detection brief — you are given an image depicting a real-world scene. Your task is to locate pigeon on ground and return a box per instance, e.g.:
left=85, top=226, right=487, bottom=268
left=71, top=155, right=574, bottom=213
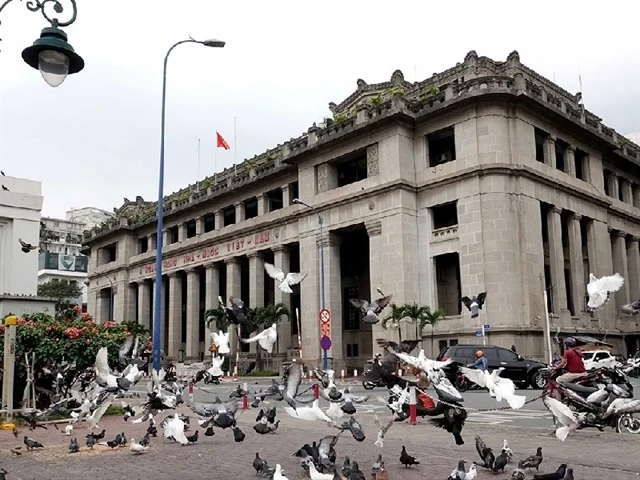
left=273, top=464, right=288, bottom=480
left=242, top=323, right=278, bottom=353
left=511, top=460, right=527, bottom=480
left=475, top=435, right=495, bottom=469
left=448, top=460, right=466, bottom=480
left=264, top=262, right=307, bottom=294
left=163, top=415, right=189, bottom=445
left=521, top=447, right=544, bottom=471
left=371, top=454, right=384, bottom=477
left=373, top=414, right=394, bottom=448
left=533, top=464, right=568, bottom=480
left=586, top=273, right=624, bottom=312
left=460, top=367, right=526, bottom=409
left=562, top=468, right=574, bottom=480
left=461, top=292, right=487, bottom=318
left=503, top=439, right=513, bottom=462
left=350, top=293, right=393, bottom=324
left=620, top=299, right=640, bottom=315
left=465, top=463, right=478, bottom=480
left=19, top=238, right=37, bottom=253
left=253, top=416, right=280, bottom=434
left=85, top=433, right=96, bottom=449
left=64, top=425, right=73, bottom=436
left=232, top=426, right=245, bottom=442
left=342, top=457, right=353, bottom=478
left=23, top=436, right=44, bottom=450
left=186, top=430, right=199, bottom=444
left=130, top=437, right=149, bottom=454
left=138, top=433, right=151, bottom=446
left=309, top=462, right=333, bottom=480
left=253, top=453, right=267, bottom=474
left=399, top=445, right=419, bottom=467
left=68, top=438, right=79, bottom=453
left=348, top=461, right=366, bottom=480
left=210, top=331, right=231, bottom=355
left=493, top=449, right=509, bottom=472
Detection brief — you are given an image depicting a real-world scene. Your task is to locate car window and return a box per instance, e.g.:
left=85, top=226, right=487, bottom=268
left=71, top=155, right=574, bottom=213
left=483, top=349, right=499, bottom=361
left=455, top=347, right=475, bottom=359
left=498, top=349, right=519, bottom=362
left=594, top=352, right=609, bottom=361
left=583, top=352, right=594, bottom=360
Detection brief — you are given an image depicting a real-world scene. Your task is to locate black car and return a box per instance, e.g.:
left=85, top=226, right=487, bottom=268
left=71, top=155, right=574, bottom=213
left=437, top=344, right=548, bottom=389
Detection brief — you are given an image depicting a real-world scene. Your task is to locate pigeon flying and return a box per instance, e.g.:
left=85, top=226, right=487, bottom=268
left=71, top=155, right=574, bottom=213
left=349, top=293, right=393, bottom=324
left=19, top=238, right=38, bottom=253
left=264, top=262, right=308, bottom=294
left=586, top=273, right=624, bottom=312
left=461, top=292, right=487, bottom=318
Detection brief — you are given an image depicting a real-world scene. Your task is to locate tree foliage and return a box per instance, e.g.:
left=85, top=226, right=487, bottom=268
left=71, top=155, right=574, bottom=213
left=37, top=280, right=84, bottom=313
left=382, top=302, right=446, bottom=350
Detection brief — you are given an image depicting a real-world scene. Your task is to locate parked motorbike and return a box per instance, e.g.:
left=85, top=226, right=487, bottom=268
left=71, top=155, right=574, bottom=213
left=541, top=367, right=638, bottom=434
left=362, top=364, right=386, bottom=390
left=621, top=357, right=640, bottom=378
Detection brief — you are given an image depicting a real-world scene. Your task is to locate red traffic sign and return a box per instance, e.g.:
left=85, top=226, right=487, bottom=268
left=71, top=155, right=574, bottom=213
left=320, top=322, right=331, bottom=337
left=319, top=308, right=331, bottom=324
left=320, top=335, right=332, bottom=350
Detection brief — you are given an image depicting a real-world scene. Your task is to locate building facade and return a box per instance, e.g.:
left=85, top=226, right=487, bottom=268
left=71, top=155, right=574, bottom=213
left=83, top=51, right=640, bottom=370
left=66, top=206, right=114, bottom=230
left=0, top=175, right=55, bottom=317
left=38, top=216, right=90, bottom=305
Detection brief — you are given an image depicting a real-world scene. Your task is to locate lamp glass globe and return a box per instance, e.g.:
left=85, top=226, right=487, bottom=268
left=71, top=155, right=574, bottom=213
left=38, top=50, right=69, bottom=87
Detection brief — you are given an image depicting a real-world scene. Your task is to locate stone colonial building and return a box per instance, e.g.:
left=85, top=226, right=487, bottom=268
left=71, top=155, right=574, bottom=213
left=82, top=51, right=640, bottom=371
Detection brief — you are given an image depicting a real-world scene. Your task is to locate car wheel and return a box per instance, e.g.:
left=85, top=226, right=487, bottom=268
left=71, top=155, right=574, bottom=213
left=362, top=381, right=375, bottom=390
left=529, top=370, right=547, bottom=389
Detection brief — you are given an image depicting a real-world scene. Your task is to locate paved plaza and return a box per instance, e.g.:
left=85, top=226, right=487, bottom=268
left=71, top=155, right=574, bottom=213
left=1, top=378, right=639, bottom=479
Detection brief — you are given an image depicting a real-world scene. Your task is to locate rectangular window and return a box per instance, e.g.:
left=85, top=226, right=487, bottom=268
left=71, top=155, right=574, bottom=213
left=244, top=197, right=258, bottom=219
left=336, top=153, right=367, bottom=187
left=534, top=128, right=548, bottom=163
left=575, top=149, right=587, bottom=180
left=137, top=236, right=149, bottom=254
left=100, top=243, right=117, bottom=265
left=289, top=181, right=299, bottom=202
left=555, top=139, right=568, bottom=172
left=222, top=206, right=236, bottom=226
left=185, top=220, right=197, bottom=239
left=203, top=213, right=215, bottom=233
left=428, top=127, right=456, bottom=167
left=432, top=202, right=458, bottom=229
left=266, top=189, right=283, bottom=212
left=603, top=170, right=612, bottom=196
left=168, top=226, right=179, bottom=244
left=434, top=252, right=461, bottom=316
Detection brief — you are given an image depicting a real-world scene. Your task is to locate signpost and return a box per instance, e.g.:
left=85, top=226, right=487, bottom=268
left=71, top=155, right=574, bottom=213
left=2, top=316, right=17, bottom=423
left=319, top=308, right=331, bottom=368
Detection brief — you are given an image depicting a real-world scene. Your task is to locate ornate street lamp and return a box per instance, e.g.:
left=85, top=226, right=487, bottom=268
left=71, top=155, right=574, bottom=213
left=0, top=0, right=84, bottom=87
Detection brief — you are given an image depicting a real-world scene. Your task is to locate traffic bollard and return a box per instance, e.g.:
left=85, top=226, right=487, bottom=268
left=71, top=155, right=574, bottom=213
left=340, top=370, right=345, bottom=382
left=353, top=369, right=358, bottom=381
left=312, top=383, right=319, bottom=399
left=188, top=383, right=194, bottom=403
left=409, top=386, right=417, bottom=425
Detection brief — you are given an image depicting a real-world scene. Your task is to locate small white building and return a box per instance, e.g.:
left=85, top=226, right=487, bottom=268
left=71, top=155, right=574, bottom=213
left=66, top=206, right=114, bottom=230
left=0, top=175, right=55, bottom=317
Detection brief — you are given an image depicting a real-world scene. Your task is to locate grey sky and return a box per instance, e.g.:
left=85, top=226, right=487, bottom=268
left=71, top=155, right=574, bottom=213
left=1, top=0, right=639, bottom=218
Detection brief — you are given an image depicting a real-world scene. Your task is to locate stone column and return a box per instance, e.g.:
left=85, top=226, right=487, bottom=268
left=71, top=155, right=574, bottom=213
left=96, top=292, right=104, bottom=323
left=204, top=264, right=220, bottom=343
left=544, top=136, right=556, bottom=168
left=626, top=237, right=640, bottom=303
left=185, top=268, right=200, bottom=361
left=195, top=216, right=203, bottom=236
left=273, top=246, right=292, bottom=352
left=366, top=220, right=386, bottom=353
left=126, top=283, right=137, bottom=322
left=611, top=231, right=630, bottom=305
left=633, top=185, right=640, bottom=208
left=178, top=223, right=187, bottom=242
left=167, top=273, right=182, bottom=359
left=621, top=180, right=633, bottom=204
left=148, top=234, right=157, bottom=251
left=564, top=145, right=576, bottom=176
left=568, top=213, right=585, bottom=314
left=547, top=206, right=568, bottom=314
left=235, top=202, right=245, bottom=222
left=162, top=229, right=169, bottom=246
left=281, top=184, right=291, bottom=208
left=214, top=211, right=222, bottom=230
left=138, top=281, right=151, bottom=331
left=248, top=253, right=265, bottom=308
left=151, top=279, right=166, bottom=350
left=608, top=173, right=619, bottom=199
left=321, top=232, right=343, bottom=370
left=225, top=258, right=242, bottom=357
left=257, top=194, right=266, bottom=216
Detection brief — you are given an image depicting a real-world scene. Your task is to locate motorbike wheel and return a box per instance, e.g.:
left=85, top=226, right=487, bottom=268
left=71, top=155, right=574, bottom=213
left=455, top=377, right=469, bottom=392
left=362, top=380, right=376, bottom=391
left=616, top=413, right=640, bottom=434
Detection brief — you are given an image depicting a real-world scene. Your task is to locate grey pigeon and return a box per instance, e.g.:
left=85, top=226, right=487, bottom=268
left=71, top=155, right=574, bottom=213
left=68, top=438, right=79, bottom=453
left=475, top=435, right=495, bottom=469
left=561, top=468, right=574, bottom=480
left=23, top=436, right=44, bottom=450
left=371, top=453, right=383, bottom=477
left=493, top=449, right=508, bottom=472
left=461, top=292, right=487, bottom=318
left=232, top=426, right=245, bottom=442
left=349, top=293, right=393, bottom=324
left=85, top=433, right=96, bottom=449
left=522, top=447, right=543, bottom=471
left=399, top=445, right=419, bottom=467
left=338, top=417, right=366, bottom=442
left=448, top=460, right=466, bottom=480
left=19, top=238, right=37, bottom=253
left=253, top=452, right=267, bottom=474
left=342, top=456, right=353, bottom=477
left=620, top=299, right=640, bottom=315
left=533, top=463, right=568, bottom=480
left=511, top=460, right=526, bottom=480
left=349, top=461, right=366, bottom=480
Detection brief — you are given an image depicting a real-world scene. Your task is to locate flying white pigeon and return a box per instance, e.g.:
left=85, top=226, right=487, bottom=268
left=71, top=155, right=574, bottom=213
left=542, top=396, right=586, bottom=441
left=459, top=367, right=526, bottom=409
left=163, top=415, right=189, bottom=445
left=586, top=273, right=624, bottom=312
left=211, top=331, right=230, bottom=355
left=374, top=414, right=394, bottom=448
left=208, top=356, right=224, bottom=377
left=264, top=262, right=308, bottom=294
left=242, top=323, right=277, bottom=353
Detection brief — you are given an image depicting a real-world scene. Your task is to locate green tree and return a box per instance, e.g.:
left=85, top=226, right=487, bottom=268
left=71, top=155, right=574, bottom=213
left=381, top=303, right=407, bottom=342
left=418, top=306, right=446, bottom=356
left=204, top=304, right=230, bottom=332
left=37, top=280, right=83, bottom=314
left=247, top=303, right=290, bottom=371
left=402, top=303, right=429, bottom=340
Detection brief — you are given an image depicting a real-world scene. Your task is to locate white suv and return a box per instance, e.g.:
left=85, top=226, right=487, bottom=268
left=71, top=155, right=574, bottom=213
left=582, top=350, right=622, bottom=370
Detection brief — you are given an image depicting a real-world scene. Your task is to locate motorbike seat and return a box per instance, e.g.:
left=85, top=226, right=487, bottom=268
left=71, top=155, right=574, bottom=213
left=563, top=382, right=598, bottom=395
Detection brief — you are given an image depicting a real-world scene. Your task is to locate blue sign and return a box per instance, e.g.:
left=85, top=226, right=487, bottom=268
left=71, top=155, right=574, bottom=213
left=475, top=330, right=483, bottom=337
left=484, top=324, right=491, bottom=331
left=320, top=335, right=332, bottom=350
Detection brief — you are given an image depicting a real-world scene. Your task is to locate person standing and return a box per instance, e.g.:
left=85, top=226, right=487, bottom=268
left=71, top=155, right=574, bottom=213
left=553, top=337, right=587, bottom=384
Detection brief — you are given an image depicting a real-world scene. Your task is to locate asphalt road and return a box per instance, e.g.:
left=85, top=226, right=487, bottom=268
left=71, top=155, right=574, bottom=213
left=128, top=377, right=640, bottom=429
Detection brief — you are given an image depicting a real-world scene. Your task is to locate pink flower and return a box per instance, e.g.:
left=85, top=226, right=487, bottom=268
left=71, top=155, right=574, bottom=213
left=73, top=305, right=82, bottom=313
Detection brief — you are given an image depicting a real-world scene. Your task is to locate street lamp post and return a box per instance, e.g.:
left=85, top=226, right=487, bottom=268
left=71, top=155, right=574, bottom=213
left=292, top=198, right=328, bottom=370
left=152, top=37, right=225, bottom=375
left=0, top=0, right=85, bottom=86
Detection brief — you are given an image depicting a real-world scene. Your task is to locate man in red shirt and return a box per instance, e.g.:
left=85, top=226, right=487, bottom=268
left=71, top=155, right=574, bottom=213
left=553, top=337, right=587, bottom=384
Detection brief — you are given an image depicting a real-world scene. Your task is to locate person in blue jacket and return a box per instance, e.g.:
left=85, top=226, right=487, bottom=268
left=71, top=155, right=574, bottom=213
left=467, top=350, right=488, bottom=371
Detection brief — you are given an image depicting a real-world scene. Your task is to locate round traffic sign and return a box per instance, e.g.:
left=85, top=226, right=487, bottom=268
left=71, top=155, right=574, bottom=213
left=320, top=335, right=332, bottom=350
left=319, top=308, right=331, bottom=324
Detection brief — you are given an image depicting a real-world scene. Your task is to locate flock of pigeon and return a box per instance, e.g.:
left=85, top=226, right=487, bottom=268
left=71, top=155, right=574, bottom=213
left=7, top=268, right=639, bottom=479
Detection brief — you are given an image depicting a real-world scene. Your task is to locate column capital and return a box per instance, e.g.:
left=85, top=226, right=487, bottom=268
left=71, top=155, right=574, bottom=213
left=609, top=171, right=618, bottom=178
left=546, top=135, right=557, bottom=143
left=608, top=226, right=613, bottom=233
left=615, top=230, right=627, bottom=238
left=317, top=232, right=341, bottom=248
left=630, top=235, right=640, bottom=243
left=247, top=251, right=263, bottom=260
left=622, top=178, right=633, bottom=186
left=204, top=261, right=221, bottom=270
left=272, top=244, right=289, bottom=254
left=566, top=144, right=576, bottom=153
left=281, top=184, right=290, bottom=191
left=168, top=271, right=180, bottom=278
left=551, top=206, right=563, bottom=215
left=185, top=267, right=199, bottom=274
left=225, top=256, right=240, bottom=265
left=365, top=219, right=383, bottom=236
left=234, top=201, right=242, bottom=208
left=571, top=212, right=583, bottom=221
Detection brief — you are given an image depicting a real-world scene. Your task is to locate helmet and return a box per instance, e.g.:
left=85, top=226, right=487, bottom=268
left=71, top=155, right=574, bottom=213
left=564, top=337, right=576, bottom=347
left=475, top=350, right=483, bottom=357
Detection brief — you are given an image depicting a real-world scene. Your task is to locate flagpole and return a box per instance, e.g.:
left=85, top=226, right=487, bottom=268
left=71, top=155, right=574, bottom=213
left=214, top=135, right=217, bottom=184
left=234, top=117, right=237, bottom=176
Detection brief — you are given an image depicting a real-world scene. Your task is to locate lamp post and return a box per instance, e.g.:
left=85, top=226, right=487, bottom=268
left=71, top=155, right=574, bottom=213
left=152, top=37, right=225, bottom=374
left=292, top=198, right=328, bottom=370
left=0, top=0, right=85, bottom=87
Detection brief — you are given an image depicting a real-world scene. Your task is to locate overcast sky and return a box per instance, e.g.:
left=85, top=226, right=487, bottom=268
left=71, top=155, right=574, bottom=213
left=1, top=0, right=639, bottom=218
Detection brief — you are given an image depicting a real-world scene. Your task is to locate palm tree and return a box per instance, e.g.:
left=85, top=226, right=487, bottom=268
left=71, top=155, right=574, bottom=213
left=402, top=303, right=429, bottom=340
left=248, top=303, right=290, bottom=371
left=382, top=303, right=407, bottom=342
left=204, top=304, right=229, bottom=332
left=418, top=307, right=446, bottom=357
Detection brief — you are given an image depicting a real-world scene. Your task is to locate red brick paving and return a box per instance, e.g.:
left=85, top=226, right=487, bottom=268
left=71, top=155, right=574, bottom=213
left=1, top=406, right=639, bottom=480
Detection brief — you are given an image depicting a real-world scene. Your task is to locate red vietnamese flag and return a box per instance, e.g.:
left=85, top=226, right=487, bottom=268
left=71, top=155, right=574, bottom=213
left=216, top=132, right=230, bottom=150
